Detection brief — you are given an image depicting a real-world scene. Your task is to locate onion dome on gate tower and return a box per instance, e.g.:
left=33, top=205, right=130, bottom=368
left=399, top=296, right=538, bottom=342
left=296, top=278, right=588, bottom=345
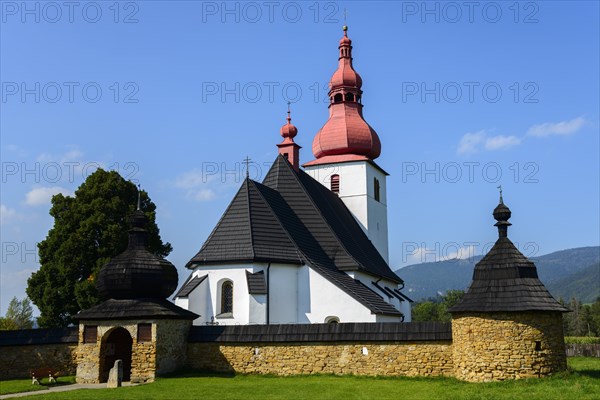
left=95, top=192, right=178, bottom=300
left=304, top=26, right=381, bottom=167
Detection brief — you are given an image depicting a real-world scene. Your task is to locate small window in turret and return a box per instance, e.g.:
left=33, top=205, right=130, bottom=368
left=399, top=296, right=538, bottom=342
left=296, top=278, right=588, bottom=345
left=374, top=177, right=380, bottom=202
left=345, top=93, right=354, bottom=102
left=331, top=174, right=340, bottom=194
left=334, top=93, right=343, bottom=103
left=535, top=341, right=542, bottom=351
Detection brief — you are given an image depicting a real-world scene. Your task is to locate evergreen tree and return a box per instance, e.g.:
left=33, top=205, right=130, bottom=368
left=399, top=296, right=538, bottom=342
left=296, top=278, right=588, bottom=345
left=26, top=169, right=172, bottom=327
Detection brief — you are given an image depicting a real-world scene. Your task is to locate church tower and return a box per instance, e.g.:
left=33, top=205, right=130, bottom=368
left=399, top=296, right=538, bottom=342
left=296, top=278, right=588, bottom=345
left=303, top=26, right=389, bottom=262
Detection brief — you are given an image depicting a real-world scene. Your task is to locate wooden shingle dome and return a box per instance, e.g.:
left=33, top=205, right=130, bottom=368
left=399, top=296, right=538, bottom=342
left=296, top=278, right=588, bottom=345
left=95, top=206, right=178, bottom=300
left=449, top=196, right=568, bottom=313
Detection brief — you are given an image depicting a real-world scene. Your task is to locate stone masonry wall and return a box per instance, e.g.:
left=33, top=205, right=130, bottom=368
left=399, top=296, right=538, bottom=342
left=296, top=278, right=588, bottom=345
left=0, top=343, right=77, bottom=380
left=155, top=320, right=192, bottom=375
left=452, top=311, right=567, bottom=382
left=187, top=341, right=454, bottom=377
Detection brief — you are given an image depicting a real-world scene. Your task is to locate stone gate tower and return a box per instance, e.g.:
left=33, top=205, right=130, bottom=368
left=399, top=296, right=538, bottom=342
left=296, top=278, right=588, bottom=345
left=449, top=194, right=568, bottom=382
left=74, top=198, right=197, bottom=383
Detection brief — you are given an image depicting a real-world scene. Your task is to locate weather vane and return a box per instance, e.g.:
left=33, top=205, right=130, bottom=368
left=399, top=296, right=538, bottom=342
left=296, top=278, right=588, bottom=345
left=343, top=8, right=348, bottom=24
left=497, top=185, right=503, bottom=204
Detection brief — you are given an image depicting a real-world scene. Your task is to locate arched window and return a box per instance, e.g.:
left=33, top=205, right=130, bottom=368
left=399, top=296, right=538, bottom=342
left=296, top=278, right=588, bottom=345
left=345, top=93, right=354, bottom=102
left=374, top=177, right=380, bottom=202
left=330, top=174, right=340, bottom=194
left=220, top=281, right=233, bottom=314
left=334, top=93, right=343, bottom=103
left=325, top=316, right=340, bottom=324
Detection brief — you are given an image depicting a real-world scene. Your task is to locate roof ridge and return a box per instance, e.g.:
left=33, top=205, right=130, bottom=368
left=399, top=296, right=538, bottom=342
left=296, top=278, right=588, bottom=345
left=245, top=178, right=256, bottom=261
left=267, top=157, right=368, bottom=271
left=248, top=179, right=304, bottom=263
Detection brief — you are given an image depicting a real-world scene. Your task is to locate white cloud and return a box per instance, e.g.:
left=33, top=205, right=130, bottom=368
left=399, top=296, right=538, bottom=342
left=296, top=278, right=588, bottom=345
left=484, top=135, right=521, bottom=151
left=37, top=149, right=84, bottom=163
left=527, top=116, right=586, bottom=138
left=457, top=130, right=486, bottom=154
left=25, top=187, right=72, bottom=206
left=174, top=169, right=214, bottom=190
left=0, top=204, right=19, bottom=224
left=174, top=169, right=219, bottom=202
left=188, top=189, right=216, bottom=201
left=457, top=131, right=520, bottom=154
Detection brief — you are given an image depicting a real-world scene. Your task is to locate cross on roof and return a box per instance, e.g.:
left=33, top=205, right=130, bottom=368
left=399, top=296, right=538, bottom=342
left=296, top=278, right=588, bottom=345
left=244, top=156, right=251, bottom=178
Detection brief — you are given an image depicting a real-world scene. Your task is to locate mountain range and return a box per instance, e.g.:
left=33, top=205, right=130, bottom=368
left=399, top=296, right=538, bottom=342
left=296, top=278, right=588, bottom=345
left=395, top=246, right=600, bottom=303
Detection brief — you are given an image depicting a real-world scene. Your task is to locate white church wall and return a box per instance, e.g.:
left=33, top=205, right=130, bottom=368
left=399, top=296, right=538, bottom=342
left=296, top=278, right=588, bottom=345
left=304, top=161, right=389, bottom=262
left=269, top=264, right=299, bottom=324
left=304, top=267, right=377, bottom=323
left=249, top=294, right=266, bottom=324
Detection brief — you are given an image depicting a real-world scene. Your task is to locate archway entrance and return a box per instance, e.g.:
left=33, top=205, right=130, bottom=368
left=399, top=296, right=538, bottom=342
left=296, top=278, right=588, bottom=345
left=100, top=327, right=132, bottom=382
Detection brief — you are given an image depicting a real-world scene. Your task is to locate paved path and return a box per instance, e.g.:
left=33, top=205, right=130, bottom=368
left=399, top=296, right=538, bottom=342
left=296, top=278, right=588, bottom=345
left=0, top=382, right=138, bottom=399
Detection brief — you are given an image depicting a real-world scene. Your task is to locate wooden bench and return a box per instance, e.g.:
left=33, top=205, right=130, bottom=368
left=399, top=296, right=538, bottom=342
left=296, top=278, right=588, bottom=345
left=30, top=368, right=59, bottom=385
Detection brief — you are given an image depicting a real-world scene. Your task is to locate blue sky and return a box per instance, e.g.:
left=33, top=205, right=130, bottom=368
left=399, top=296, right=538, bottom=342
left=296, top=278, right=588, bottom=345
left=1, top=1, right=599, bottom=315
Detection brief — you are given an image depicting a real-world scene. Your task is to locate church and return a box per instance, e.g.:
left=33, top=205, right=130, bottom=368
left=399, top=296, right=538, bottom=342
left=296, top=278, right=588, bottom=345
left=174, top=26, right=413, bottom=325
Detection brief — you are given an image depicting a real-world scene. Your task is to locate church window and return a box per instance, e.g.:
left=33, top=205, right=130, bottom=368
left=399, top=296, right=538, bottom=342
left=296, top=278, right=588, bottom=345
left=334, top=93, right=343, bottom=103
left=374, top=177, right=380, bottom=202
left=221, top=280, right=233, bottom=314
left=331, top=174, right=340, bottom=194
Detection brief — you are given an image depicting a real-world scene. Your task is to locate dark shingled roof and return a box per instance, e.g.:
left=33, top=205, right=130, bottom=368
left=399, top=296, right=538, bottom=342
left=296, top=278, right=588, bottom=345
left=449, top=199, right=569, bottom=313
left=0, top=328, right=77, bottom=347
left=188, top=322, right=452, bottom=343
left=186, top=155, right=403, bottom=316
left=187, top=179, right=302, bottom=266
left=246, top=270, right=267, bottom=294
left=73, top=298, right=199, bottom=320
left=175, top=275, right=207, bottom=298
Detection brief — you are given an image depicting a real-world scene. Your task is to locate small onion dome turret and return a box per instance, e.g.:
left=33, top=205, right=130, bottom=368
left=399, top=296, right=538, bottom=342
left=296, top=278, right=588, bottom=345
left=280, top=111, right=298, bottom=140
left=96, top=205, right=178, bottom=300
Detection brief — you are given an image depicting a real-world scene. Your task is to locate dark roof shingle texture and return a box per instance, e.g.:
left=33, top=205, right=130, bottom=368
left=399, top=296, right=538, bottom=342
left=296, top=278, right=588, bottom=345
left=73, top=298, right=199, bottom=320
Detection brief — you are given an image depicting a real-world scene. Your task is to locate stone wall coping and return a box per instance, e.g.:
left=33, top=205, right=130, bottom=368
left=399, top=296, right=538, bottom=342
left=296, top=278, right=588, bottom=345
left=0, top=327, right=78, bottom=346
left=188, top=322, right=452, bottom=343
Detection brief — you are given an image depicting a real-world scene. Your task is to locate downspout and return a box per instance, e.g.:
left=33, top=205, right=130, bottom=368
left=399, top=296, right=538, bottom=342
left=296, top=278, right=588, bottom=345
left=266, top=263, right=271, bottom=325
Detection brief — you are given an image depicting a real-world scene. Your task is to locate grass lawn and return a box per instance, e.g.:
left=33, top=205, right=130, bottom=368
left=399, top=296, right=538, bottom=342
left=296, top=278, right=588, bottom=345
left=7, top=358, right=599, bottom=400
left=0, top=376, right=76, bottom=395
